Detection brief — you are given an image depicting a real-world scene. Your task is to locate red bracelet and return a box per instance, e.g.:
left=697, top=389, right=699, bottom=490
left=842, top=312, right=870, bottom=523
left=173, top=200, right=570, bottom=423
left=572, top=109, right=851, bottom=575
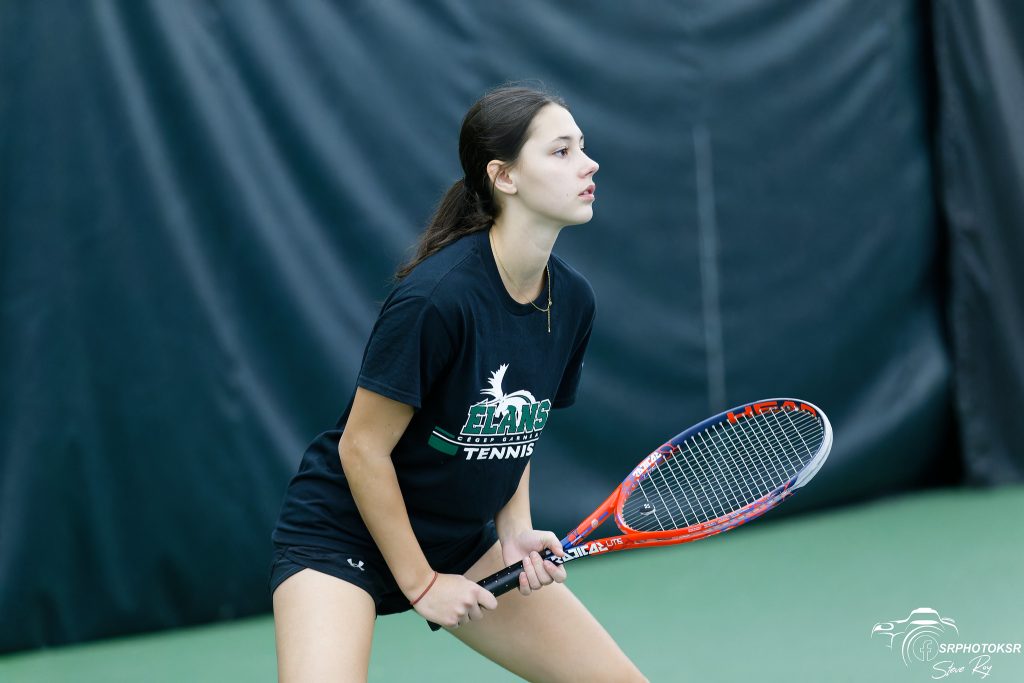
left=410, top=571, right=439, bottom=606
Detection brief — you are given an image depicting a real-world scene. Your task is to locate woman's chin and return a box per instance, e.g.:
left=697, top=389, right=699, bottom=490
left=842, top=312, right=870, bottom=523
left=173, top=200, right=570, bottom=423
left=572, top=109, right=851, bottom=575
left=568, top=208, right=595, bottom=226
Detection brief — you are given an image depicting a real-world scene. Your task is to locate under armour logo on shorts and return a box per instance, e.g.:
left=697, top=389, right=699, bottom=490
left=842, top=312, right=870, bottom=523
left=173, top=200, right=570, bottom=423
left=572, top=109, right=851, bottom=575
left=347, top=558, right=365, bottom=571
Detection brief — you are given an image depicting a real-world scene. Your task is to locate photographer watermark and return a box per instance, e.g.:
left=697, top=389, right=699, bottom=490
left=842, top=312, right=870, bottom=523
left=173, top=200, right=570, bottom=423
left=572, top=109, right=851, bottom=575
left=871, top=608, right=1022, bottom=679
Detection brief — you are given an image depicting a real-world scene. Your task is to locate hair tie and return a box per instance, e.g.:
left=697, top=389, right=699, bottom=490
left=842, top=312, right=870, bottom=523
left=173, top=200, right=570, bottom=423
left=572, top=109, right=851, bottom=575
left=411, top=571, right=439, bottom=606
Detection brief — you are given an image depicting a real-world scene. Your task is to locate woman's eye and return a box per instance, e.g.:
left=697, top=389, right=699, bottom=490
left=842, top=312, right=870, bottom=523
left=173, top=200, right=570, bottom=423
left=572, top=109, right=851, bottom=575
left=555, top=148, right=568, bottom=157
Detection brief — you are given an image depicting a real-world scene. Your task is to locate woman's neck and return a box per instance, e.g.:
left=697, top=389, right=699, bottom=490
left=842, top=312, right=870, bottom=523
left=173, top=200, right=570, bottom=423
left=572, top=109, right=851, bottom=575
left=489, top=216, right=560, bottom=304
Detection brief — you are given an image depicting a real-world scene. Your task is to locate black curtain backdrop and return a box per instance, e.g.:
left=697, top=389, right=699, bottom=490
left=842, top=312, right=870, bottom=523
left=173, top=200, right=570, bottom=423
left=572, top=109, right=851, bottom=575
left=0, top=0, right=997, bottom=652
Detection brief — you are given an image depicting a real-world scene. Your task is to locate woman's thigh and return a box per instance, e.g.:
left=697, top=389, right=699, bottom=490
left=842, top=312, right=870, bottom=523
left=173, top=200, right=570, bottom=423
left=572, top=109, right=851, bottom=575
left=273, top=567, right=377, bottom=683
left=450, top=542, right=648, bottom=683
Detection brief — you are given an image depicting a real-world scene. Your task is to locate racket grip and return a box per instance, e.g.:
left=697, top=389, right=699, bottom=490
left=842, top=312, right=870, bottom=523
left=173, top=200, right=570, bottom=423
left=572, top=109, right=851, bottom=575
left=479, top=548, right=559, bottom=596
left=479, top=560, right=527, bottom=597
left=426, top=550, right=558, bottom=631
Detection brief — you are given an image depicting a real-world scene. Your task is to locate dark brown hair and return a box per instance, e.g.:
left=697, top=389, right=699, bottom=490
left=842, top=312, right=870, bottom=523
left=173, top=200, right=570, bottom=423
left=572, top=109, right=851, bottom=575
left=393, top=83, right=568, bottom=281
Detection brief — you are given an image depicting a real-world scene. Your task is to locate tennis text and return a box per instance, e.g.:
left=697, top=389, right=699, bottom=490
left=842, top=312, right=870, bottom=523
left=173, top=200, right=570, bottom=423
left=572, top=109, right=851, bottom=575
left=463, top=443, right=535, bottom=460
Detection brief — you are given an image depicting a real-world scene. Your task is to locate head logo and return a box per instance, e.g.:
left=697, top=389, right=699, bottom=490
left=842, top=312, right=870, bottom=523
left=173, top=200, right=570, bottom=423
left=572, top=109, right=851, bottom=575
left=871, top=608, right=958, bottom=666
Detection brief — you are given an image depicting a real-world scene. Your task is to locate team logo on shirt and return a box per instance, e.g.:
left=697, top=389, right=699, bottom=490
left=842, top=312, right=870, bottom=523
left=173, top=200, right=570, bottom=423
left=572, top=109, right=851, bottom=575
left=428, top=363, right=551, bottom=461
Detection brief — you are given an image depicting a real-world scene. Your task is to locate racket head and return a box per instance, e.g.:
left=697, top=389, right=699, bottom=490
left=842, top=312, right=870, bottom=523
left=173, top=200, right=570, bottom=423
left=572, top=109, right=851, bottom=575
left=561, top=398, right=831, bottom=553
left=616, top=398, right=831, bottom=538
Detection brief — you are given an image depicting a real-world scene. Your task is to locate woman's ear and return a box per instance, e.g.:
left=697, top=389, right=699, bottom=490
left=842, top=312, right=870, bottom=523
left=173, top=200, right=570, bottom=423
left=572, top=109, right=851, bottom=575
left=487, top=159, right=517, bottom=197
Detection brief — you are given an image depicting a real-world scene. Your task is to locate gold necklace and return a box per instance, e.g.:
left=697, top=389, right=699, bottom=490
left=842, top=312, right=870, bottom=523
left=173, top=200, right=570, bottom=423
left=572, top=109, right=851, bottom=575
left=489, top=230, right=552, bottom=333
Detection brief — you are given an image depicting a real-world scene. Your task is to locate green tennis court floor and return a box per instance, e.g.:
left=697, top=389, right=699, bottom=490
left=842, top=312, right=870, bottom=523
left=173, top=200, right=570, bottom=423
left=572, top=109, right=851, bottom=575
left=3, top=486, right=1022, bottom=682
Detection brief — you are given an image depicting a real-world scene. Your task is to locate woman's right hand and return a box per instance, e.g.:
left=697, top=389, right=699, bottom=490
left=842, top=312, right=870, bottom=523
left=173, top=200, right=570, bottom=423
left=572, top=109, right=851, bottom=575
left=409, top=572, right=498, bottom=628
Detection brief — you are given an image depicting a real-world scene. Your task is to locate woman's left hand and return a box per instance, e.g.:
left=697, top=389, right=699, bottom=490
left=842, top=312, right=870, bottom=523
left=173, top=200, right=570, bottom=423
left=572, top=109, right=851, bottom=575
left=500, top=529, right=568, bottom=596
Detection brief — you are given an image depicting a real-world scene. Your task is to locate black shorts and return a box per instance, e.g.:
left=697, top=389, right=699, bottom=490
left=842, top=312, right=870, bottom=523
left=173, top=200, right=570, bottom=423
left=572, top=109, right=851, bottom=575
left=268, top=521, right=500, bottom=616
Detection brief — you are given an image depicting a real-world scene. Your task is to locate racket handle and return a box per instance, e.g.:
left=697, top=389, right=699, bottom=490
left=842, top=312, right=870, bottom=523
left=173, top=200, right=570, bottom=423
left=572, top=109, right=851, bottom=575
left=426, top=549, right=558, bottom=631
left=479, top=548, right=559, bottom=596
left=479, top=560, right=527, bottom=596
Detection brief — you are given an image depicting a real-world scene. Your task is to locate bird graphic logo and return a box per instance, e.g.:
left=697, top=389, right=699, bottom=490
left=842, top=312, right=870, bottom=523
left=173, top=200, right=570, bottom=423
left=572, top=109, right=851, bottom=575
left=479, top=363, right=537, bottom=421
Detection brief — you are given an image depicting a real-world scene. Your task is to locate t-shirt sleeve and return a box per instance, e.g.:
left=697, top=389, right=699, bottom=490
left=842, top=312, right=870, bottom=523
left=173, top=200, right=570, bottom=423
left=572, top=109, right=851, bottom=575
left=356, top=293, right=455, bottom=410
left=552, top=303, right=596, bottom=409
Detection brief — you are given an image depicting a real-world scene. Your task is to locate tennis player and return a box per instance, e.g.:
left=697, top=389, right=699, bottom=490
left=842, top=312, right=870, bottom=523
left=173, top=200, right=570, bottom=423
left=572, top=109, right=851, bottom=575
left=270, top=84, right=647, bottom=682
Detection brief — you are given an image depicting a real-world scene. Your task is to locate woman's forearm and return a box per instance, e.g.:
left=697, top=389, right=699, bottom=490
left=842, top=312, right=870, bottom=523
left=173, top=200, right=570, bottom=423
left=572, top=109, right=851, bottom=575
left=340, top=442, right=433, bottom=598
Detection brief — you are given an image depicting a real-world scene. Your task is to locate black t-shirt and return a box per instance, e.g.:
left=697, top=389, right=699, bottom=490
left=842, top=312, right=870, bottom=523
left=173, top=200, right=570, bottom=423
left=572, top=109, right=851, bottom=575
left=272, top=228, right=596, bottom=561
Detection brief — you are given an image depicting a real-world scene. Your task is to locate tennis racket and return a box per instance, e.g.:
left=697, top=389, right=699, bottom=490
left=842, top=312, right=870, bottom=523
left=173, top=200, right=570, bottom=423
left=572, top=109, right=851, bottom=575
left=428, top=398, right=831, bottom=629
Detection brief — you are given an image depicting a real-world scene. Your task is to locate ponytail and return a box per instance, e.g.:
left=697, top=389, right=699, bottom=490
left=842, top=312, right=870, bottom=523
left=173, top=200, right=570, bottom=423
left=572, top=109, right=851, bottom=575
left=393, top=176, right=498, bottom=281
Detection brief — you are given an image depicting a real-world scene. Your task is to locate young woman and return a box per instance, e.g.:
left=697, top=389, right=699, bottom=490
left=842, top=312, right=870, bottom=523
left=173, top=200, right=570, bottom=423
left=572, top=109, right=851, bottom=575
left=270, top=84, right=647, bottom=682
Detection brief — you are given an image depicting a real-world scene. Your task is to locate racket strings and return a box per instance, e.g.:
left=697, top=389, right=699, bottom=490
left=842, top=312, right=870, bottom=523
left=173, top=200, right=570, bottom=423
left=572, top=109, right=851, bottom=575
left=621, top=408, right=824, bottom=532
left=679, top=409, right=818, bottom=524
left=627, top=409, right=820, bottom=530
left=624, top=411, right=813, bottom=531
